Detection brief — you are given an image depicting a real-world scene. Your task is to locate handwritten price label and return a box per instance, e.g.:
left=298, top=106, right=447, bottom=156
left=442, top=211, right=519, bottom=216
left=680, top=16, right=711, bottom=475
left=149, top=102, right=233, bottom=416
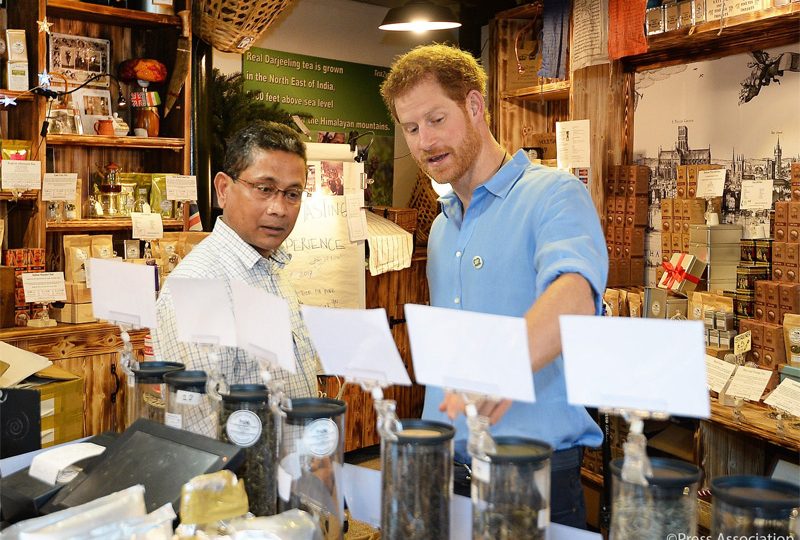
left=734, top=331, right=752, bottom=356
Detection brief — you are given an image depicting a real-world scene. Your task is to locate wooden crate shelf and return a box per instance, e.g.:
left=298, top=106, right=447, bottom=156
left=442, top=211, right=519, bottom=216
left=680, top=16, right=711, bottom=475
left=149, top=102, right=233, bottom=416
left=0, top=190, right=38, bottom=201
left=46, top=217, right=184, bottom=232
left=47, top=0, right=181, bottom=27
left=624, top=4, right=800, bottom=70
left=47, top=135, right=186, bottom=150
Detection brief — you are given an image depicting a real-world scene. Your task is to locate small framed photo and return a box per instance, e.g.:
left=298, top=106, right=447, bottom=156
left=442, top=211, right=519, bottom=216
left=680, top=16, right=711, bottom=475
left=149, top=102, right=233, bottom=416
left=47, top=108, right=83, bottom=135
left=48, top=33, right=111, bottom=90
left=73, top=88, right=112, bottom=135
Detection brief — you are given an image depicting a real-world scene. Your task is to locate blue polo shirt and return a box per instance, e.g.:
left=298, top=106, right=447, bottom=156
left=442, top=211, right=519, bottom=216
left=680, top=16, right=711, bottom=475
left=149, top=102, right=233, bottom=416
left=422, top=150, right=607, bottom=461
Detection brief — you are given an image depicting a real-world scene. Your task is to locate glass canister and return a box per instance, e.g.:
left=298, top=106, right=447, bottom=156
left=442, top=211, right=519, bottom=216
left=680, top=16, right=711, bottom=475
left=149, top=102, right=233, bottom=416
left=98, top=162, right=122, bottom=218
left=219, top=384, right=277, bottom=517
left=381, top=419, right=454, bottom=540
left=126, top=361, right=185, bottom=428
left=610, top=457, right=702, bottom=539
left=278, top=397, right=347, bottom=540
left=471, top=437, right=553, bottom=540
left=711, top=476, right=800, bottom=537
left=164, top=370, right=217, bottom=438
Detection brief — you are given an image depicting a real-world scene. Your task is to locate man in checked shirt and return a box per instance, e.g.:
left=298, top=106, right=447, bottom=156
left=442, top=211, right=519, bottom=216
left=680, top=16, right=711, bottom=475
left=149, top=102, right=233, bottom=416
left=153, top=121, right=319, bottom=437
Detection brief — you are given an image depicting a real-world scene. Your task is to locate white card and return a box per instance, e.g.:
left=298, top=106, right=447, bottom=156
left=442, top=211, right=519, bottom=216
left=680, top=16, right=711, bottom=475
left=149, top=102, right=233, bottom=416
left=21, top=272, right=67, bottom=303
left=734, top=331, right=752, bottom=355
left=165, top=174, right=198, bottom=201
left=764, top=379, right=800, bottom=418
left=131, top=212, right=164, bottom=240
left=726, top=365, right=773, bottom=402
left=404, top=304, right=535, bottom=403
left=29, top=443, right=105, bottom=486
left=169, top=278, right=237, bottom=347
left=42, top=173, right=79, bottom=201
left=230, top=279, right=295, bottom=373
left=345, top=194, right=368, bottom=242
left=555, top=119, right=591, bottom=169
left=560, top=316, right=710, bottom=418
left=696, top=169, right=726, bottom=199
left=300, top=305, right=411, bottom=386
left=90, top=258, right=157, bottom=328
left=740, top=179, right=774, bottom=210
left=705, top=354, right=737, bottom=393
left=1, top=160, right=42, bottom=191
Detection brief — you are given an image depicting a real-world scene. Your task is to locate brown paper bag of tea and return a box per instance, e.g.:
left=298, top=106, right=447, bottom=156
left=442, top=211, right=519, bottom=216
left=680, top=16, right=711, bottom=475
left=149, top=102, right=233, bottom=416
left=603, top=289, right=620, bottom=316
left=91, top=235, right=115, bottom=259
left=783, top=314, right=800, bottom=367
left=628, top=292, right=642, bottom=318
left=63, top=235, right=92, bottom=283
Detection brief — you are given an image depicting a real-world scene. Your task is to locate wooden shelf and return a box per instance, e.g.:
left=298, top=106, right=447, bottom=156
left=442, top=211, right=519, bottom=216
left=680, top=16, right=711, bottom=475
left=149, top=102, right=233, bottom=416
left=0, top=190, right=38, bottom=201
left=47, top=0, right=181, bottom=27
left=624, top=4, right=800, bottom=71
left=580, top=467, right=604, bottom=486
left=708, top=398, right=800, bottom=450
left=46, top=217, right=184, bottom=232
left=501, top=80, right=571, bottom=101
left=47, top=134, right=185, bottom=150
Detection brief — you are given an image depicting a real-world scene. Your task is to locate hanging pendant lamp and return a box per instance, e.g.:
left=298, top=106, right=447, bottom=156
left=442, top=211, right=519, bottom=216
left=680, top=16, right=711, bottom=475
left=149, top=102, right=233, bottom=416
left=379, top=1, right=461, bottom=32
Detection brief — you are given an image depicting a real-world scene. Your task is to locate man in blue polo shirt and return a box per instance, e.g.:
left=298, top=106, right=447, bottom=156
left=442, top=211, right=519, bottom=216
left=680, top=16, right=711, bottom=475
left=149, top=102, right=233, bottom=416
left=380, top=44, right=608, bottom=528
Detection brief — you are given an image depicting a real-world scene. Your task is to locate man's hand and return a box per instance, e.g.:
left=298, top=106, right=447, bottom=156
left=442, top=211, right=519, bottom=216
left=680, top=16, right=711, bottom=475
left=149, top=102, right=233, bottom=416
left=439, top=392, right=512, bottom=424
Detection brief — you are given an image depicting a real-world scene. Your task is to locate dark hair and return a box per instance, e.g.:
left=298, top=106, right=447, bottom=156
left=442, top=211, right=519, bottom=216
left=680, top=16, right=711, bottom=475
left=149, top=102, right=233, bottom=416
left=223, top=121, right=306, bottom=179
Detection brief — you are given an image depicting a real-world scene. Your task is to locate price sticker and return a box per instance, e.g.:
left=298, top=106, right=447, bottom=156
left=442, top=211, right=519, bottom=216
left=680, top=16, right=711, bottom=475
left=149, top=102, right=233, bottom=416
left=734, top=331, right=752, bottom=356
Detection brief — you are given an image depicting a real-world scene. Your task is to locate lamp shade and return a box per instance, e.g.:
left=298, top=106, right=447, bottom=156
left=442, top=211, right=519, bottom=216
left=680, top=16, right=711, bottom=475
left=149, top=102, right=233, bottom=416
left=379, top=1, right=461, bottom=32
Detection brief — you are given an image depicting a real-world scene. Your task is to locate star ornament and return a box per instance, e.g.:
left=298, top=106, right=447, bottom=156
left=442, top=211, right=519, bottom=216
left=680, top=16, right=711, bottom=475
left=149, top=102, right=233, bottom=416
left=38, top=70, right=52, bottom=88
left=37, top=18, right=53, bottom=34
left=1, top=95, right=18, bottom=107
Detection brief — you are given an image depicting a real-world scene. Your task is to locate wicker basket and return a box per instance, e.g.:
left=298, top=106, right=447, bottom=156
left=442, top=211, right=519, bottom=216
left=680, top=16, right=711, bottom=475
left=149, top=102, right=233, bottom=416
left=197, top=0, right=295, bottom=53
left=407, top=171, right=441, bottom=246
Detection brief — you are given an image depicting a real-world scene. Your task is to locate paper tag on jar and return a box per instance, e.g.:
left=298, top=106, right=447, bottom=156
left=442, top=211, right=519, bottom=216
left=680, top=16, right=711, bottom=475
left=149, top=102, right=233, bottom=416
left=176, top=390, right=201, bottom=406
left=537, top=507, right=550, bottom=529
left=471, top=457, right=490, bottom=484
left=225, top=410, right=262, bottom=448
left=165, top=412, right=182, bottom=429
left=301, top=418, right=339, bottom=458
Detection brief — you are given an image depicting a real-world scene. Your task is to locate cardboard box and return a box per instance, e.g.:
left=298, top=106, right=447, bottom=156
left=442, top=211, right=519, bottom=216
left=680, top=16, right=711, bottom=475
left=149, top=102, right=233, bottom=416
left=644, top=287, right=688, bottom=319
left=51, top=302, right=96, bottom=324
left=0, top=344, right=85, bottom=448
left=64, top=281, right=93, bottom=304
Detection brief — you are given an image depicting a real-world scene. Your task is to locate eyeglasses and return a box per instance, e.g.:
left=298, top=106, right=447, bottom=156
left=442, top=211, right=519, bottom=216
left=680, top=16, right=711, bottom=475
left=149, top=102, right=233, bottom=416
left=230, top=175, right=304, bottom=205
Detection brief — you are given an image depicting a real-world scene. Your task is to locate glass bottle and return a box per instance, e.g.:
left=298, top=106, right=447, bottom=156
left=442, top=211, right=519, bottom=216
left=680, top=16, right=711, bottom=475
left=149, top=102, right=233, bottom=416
left=133, top=187, right=150, bottom=213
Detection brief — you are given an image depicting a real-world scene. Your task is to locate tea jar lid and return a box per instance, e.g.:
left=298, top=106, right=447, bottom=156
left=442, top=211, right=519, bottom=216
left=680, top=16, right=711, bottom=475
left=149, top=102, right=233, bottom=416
left=131, top=361, right=185, bottom=382
left=221, top=384, right=268, bottom=403
left=395, top=419, right=455, bottom=444
left=164, top=369, right=207, bottom=392
left=282, top=397, right=346, bottom=419
left=485, top=436, right=553, bottom=465
left=611, top=457, right=702, bottom=487
left=711, top=476, right=800, bottom=515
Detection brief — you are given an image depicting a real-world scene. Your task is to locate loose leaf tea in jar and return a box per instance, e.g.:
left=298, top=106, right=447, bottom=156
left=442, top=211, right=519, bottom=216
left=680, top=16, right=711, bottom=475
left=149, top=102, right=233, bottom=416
left=219, top=384, right=277, bottom=517
left=381, top=419, right=454, bottom=540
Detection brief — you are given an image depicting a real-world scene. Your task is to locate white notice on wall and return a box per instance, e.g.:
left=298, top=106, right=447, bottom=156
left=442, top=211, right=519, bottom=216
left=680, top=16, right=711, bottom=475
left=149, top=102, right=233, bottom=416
left=556, top=120, right=591, bottom=170
left=1, top=160, right=42, bottom=191
left=131, top=212, right=164, bottom=240
left=764, top=379, right=800, bottom=418
left=705, top=354, right=737, bottom=393
left=696, top=169, right=726, bottom=199
left=166, top=175, right=198, bottom=201
left=21, top=272, right=67, bottom=303
left=740, top=179, right=774, bottom=210
left=725, top=365, right=773, bottom=402
left=345, top=194, right=367, bottom=242
left=42, top=173, right=79, bottom=201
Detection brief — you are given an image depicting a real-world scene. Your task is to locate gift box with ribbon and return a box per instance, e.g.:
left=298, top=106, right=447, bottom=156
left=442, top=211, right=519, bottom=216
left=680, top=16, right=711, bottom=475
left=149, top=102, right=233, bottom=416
left=658, top=252, right=707, bottom=294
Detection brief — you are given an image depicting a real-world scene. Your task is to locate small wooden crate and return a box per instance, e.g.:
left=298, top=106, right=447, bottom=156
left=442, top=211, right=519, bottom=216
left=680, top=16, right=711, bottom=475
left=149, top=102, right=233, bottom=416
left=368, top=206, right=418, bottom=235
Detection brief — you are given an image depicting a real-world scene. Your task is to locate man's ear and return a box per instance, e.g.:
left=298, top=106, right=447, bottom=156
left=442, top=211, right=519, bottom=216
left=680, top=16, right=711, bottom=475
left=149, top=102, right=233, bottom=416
left=214, top=172, right=231, bottom=209
left=466, top=90, right=484, bottom=121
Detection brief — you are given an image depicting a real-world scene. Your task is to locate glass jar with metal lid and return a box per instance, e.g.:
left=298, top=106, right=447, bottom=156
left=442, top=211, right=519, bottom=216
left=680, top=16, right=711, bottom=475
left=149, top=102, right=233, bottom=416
left=610, top=457, right=702, bottom=539
left=278, top=397, right=347, bottom=540
left=711, top=475, right=800, bottom=537
left=381, top=419, right=454, bottom=540
left=126, top=361, right=184, bottom=428
left=219, top=384, right=276, bottom=517
left=164, top=370, right=216, bottom=438
left=471, top=436, right=553, bottom=540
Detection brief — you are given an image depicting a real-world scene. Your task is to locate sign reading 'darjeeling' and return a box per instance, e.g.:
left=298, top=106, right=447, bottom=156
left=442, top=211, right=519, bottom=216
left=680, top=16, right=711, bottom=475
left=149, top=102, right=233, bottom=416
left=243, top=48, right=393, bottom=137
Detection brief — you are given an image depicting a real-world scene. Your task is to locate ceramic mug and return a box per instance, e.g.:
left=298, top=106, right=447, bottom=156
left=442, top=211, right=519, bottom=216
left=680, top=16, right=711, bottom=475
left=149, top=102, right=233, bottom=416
left=94, top=118, right=115, bottom=136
